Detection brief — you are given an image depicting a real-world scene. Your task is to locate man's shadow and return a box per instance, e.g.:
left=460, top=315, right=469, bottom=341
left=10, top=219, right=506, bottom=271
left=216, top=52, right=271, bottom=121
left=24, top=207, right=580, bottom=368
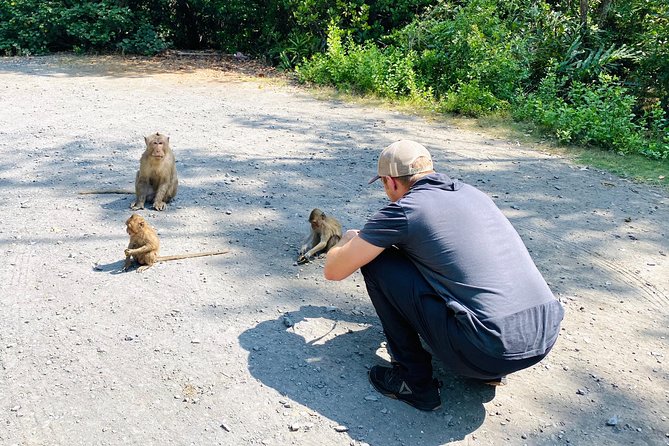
left=239, top=305, right=493, bottom=445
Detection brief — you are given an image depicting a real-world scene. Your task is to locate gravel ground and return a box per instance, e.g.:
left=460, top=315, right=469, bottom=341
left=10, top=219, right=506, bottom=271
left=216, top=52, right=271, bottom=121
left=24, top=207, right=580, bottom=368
left=0, top=54, right=668, bottom=446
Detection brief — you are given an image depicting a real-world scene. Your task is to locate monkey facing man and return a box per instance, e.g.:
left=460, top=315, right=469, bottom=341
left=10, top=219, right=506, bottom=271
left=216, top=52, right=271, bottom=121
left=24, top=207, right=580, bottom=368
left=131, top=132, right=178, bottom=211
left=123, top=213, right=228, bottom=272
left=297, top=208, right=342, bottom=265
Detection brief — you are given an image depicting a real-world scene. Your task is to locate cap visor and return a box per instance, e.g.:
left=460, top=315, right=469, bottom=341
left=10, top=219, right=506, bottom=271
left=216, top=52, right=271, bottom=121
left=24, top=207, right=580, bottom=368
left=368, top=175, right=381, bottom=184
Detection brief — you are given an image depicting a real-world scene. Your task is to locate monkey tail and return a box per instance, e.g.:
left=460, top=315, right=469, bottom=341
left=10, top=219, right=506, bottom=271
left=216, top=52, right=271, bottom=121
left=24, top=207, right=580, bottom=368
left=156, top=250, right=229, bottom=262
left=78, top=190, right=134, bottom=195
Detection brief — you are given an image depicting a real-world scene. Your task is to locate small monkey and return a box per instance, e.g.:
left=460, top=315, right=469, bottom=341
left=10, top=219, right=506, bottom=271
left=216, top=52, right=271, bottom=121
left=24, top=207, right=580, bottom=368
left=297, top=208, right=342, bottom=265
left=123, top=214, right=228, bottom=272
left=131, top=132, right=178, bottom=211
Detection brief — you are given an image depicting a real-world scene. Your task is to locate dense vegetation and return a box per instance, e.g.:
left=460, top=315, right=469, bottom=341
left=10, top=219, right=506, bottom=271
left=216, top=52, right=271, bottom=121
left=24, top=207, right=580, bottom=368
left=1, top=0, right=667, bottom=161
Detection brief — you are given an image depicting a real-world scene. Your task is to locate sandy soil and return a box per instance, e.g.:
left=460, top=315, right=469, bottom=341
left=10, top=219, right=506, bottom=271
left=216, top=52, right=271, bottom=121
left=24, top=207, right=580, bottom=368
left=0, top=54, right=667, bottom=446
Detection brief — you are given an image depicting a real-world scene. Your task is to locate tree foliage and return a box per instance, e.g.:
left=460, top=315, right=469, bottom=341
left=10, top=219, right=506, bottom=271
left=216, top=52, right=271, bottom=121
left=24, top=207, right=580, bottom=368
left=296, top=0, right=669, bottom=159
left=0, top=0, right=667, bottom=158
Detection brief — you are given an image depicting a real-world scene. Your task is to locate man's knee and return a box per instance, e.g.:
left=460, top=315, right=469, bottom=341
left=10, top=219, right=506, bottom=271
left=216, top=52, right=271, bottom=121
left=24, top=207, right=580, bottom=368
left=361, top=248, right=403, bottom=280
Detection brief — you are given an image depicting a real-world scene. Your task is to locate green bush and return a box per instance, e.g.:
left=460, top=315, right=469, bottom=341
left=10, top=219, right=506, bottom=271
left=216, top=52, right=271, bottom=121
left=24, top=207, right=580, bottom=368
left=276, top=31, right=321, bottom=70
left=117, top=24, right=169, bottom=56
left=393, top=0, right=530, bottom=102
left=60, top=2, right=132, bottom=50
left=0, top=0, right=135, bottom=55
left=296, top=24, right=430, bottom=100
left=0, top=0, right=58, bottom=55
left=515, top=72, right=669, bottom=158
left=442, top=80, right=509, bottom=117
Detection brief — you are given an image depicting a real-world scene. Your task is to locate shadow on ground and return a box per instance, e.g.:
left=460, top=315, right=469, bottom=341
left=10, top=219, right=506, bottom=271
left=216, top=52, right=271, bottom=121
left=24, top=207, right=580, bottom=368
left=239, top=305, right=494, bottom=445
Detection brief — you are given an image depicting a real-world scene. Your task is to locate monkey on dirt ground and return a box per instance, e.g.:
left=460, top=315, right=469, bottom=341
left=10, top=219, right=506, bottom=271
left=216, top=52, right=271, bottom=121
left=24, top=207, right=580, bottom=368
left=297, top=208, right=342, bottom=265
left=123, top=213, right=228, bottom=273
left=131, top=132, right=178, bottom=211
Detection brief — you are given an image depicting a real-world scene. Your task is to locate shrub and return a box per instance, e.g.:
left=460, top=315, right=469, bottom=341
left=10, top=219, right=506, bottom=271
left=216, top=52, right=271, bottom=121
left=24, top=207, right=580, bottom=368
left=117, top=23, right=169, bottom=56
left=59, top=2, right=133, bottom=50
left=0, top=0, right=135, bottom=55
left=296, top=24, right=430, bottom=100
left=392, top=0, right=530, bottom=102
left=0, top=0, right=58, bottom=55
left=515, top=72, right=669, bottom=158
left=442, top=80, right=509, bottom=117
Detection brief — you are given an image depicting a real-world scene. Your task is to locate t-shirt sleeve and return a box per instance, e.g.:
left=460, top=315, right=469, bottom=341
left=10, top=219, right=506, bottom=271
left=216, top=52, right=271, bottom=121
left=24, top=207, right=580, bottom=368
left=359, top=202, right=408, bottom=248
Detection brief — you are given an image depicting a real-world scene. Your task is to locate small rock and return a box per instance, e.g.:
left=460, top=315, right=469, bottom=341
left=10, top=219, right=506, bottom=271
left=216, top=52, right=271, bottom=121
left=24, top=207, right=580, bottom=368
left=220, top=423, right=231, bottom=432
left=364, top=395, right=379, bottom=401
left=334, top=425, right=349, bottom=432
left=283, top=316, right=294, bottom=327
left=606, top=416, right=618, bottom=426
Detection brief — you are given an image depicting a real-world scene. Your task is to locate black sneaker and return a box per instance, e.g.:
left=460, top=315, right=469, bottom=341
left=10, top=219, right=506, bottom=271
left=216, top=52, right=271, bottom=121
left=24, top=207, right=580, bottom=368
left=368, top=365, right=441, bottom=411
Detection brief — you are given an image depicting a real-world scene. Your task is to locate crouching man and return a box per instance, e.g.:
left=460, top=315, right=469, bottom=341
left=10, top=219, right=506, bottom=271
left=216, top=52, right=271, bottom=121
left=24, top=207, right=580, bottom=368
left=324, top=140, right=564, bottom=411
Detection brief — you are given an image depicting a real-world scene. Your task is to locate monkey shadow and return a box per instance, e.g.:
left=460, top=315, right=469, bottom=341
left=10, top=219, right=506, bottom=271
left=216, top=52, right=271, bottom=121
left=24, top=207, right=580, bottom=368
left=96, top=195, right=134, bottom=211
left=95, top=193, right=191, bottom=212
left=238, top=305, right=490, bottom=445
left=92, top=259, right=129, bottom=275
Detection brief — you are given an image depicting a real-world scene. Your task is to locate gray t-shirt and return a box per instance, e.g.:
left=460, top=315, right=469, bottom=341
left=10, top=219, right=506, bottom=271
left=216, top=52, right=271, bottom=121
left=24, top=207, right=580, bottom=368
left=359, top=173, right=564, bottom=359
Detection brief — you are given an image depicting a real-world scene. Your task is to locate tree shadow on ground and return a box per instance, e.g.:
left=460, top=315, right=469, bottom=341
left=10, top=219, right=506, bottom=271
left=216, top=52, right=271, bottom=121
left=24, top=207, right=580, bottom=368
left=239, top=305, right=494, bottom=446
left=0, top=53, right=277, bottom=79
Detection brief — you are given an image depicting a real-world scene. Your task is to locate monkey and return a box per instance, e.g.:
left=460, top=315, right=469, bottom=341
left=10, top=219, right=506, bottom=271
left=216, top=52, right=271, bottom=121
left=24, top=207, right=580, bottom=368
left=296, top=208, right=342, bottom=265
left=123, top=213, right=228, bottom=273
left=123, top=213, right=160, bottom=272
left=131, top=132, right=178, bottom=211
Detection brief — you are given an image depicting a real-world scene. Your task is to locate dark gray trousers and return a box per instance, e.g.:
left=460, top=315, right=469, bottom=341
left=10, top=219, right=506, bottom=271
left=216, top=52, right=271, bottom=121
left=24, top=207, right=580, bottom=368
left=361, top=248, right=547, bottom=383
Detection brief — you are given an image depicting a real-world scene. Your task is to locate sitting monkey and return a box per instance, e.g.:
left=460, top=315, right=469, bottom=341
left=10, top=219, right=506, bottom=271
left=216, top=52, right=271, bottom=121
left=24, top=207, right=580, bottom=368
left=297, top=208, right=342, bottom=264
left=123, top=213, right=160, bottom=272
left=123, top=214, right=228, bottom=272
left=131, top=132, right=178, bottom=211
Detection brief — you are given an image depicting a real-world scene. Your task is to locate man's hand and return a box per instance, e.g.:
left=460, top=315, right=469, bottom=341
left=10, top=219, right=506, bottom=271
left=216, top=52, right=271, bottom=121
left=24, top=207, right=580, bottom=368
left=324, top=229, right=384, bottom=281
left=337, top=229, right=360, bottom=247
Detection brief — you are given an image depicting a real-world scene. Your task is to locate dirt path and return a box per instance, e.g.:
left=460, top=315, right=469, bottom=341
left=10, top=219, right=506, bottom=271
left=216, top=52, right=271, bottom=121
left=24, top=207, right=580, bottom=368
left=0, top=55, right=667, bottom=446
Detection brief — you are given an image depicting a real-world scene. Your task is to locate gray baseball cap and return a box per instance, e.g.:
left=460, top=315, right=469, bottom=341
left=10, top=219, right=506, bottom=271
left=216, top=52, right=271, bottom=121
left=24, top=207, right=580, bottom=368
left=368, top=140, right=433, bottom=184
